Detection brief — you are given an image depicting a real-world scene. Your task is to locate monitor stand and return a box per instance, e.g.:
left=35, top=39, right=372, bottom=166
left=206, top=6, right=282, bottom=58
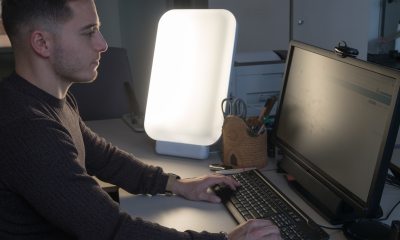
left=343, top=219, right=391, bottom=240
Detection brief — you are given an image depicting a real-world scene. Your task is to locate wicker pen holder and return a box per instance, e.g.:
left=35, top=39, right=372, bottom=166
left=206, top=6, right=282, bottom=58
left=222, top=115, right=268, bottom=168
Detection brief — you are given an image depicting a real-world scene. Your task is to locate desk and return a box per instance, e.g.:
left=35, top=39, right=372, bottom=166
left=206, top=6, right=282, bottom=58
left=87, top=118, right=400, bottom=240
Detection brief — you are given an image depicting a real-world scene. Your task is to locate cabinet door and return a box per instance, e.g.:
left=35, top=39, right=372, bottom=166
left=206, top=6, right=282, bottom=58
left=209, top=0, right=290, bottom=51
left=292, top=0, right=376, bottom=60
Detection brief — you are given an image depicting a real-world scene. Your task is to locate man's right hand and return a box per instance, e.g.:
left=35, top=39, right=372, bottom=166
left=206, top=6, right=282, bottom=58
left=228, top=219, right=281, bottom=240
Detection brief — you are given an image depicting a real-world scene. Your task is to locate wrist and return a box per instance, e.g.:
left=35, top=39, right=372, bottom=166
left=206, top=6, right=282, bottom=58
left=165, top=173, right=180, bottom=195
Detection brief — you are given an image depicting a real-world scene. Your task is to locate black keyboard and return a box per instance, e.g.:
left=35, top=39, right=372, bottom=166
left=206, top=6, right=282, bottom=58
left=213, top=169, right=329, bottom=240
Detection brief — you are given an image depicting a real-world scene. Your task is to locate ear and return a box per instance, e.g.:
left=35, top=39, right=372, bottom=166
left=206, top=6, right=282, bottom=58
left=30, top=30, right=52, bottom=58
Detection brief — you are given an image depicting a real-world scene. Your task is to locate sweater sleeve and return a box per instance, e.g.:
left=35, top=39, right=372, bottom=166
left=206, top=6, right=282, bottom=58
left=0, top=118, right=225, bottom=240
left=64, top=91, right=170, bottom=195
left=79, top=119, right=170, bottom=195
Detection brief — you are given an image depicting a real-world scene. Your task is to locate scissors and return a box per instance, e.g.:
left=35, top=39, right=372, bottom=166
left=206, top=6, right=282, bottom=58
left=221, top=97, right=247, bottom=119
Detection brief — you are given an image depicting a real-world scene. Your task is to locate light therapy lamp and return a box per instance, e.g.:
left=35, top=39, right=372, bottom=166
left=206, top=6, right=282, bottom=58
left=144, top=9, right=237, bottom=159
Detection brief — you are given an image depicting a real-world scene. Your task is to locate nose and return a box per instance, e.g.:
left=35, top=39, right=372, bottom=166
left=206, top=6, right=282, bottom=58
left=95, top=31, right=108, bottom=53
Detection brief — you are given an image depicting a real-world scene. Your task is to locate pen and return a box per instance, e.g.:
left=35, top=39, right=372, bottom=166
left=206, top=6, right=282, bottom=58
left=258, top=95, right=278, bottom=124
left=215, top=167, right=256, bottom=175
left=209, top=163, right=233, bottom=171
left=257, top=124, right=266, bottom=135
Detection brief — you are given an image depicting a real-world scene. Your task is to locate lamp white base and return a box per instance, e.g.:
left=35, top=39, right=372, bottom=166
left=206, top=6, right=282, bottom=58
left=155, top=141, right=209, bottom=159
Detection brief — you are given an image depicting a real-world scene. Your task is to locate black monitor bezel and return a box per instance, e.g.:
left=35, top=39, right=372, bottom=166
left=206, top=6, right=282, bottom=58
left=272, top=41, right=400, bottom=219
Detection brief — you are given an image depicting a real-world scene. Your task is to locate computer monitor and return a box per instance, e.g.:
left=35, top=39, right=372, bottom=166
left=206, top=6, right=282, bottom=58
left=273, top=41, right=400, bottom=228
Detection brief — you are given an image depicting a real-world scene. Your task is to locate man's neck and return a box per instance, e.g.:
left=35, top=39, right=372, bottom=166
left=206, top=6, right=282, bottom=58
left=15, top=61, right=71, bottom=100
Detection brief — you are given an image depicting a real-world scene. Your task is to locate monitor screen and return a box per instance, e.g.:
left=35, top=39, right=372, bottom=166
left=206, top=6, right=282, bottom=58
left=273, top=41, right=400, bottom=223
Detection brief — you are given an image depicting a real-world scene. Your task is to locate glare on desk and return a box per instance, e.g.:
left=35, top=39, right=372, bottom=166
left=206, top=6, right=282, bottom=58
left=144, top=9, right=236, bottom=159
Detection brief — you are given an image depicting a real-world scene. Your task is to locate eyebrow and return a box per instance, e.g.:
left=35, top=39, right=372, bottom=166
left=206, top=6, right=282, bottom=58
left=80, top=22, right=101, bottom=32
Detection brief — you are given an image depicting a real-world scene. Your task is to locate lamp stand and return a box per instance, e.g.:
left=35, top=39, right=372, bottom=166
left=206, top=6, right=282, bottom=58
left=155, top=141, right=209, bottom=159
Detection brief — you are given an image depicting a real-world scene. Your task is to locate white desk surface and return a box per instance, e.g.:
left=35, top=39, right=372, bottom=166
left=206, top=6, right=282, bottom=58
left=87, top=118, right=400, bottom=240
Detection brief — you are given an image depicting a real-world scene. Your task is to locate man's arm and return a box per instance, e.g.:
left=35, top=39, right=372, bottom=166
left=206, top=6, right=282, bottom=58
left=1, top=118, right=230, bottom=239
left=80, top=119, right=170, bottom=195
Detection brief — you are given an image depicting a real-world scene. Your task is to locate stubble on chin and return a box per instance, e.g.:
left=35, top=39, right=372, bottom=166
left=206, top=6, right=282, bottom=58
left=53, top=45, right=100, bottom=84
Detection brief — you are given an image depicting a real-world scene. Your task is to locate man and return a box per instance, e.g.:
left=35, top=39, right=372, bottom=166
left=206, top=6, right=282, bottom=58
left=0, top=0, right=281, bottom=239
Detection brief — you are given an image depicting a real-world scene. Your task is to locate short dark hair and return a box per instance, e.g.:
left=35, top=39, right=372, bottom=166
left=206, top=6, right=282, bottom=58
left=1, top=0, right=73, bottom=40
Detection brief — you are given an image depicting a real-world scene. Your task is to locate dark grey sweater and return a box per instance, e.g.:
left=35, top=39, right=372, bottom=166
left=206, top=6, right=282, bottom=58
left=0, top=73, right=225, bottom=240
